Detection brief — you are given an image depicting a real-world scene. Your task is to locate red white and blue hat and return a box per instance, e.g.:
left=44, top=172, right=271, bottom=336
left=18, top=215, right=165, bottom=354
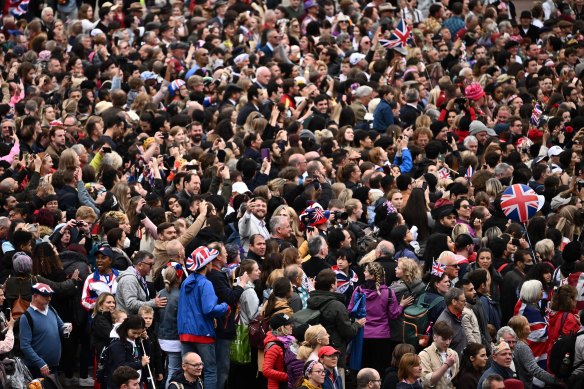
left=186, top=247, right=219, bottom=272
left=32, top=282, right=55, bottom=296
left=163, top=261, right=186, bottom=279
left=299, top=204, right=330, bottom=228
left=169, top=79, right=186, bottom=96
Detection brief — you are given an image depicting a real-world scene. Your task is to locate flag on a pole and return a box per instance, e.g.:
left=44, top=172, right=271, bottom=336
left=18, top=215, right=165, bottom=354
left=380, top=19, right=412, bottom=49
left=438, top=168, right=450, bottom=180
left=465, top=165, right=474, bottom=179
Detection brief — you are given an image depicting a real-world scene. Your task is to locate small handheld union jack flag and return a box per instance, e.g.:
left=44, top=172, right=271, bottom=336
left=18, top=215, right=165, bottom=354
left=438, top=168, right=450, bottom=180
left=530, top=103, right=543, bottom=127
left=380, top=19, right=413, bottom=49
left=465, top=165, right=474, bottom=179
left=431, top=261, right=446, bottom=277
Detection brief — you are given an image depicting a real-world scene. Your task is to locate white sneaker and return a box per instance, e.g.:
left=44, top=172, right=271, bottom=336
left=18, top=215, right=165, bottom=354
left=79, top=377, right=95, bottom=387
left=63, top=377, right=79, bottom=386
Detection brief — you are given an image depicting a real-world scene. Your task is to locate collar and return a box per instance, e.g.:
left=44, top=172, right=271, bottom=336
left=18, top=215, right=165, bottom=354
left=30, top=304, right=49, bottom=315
left=447, top=306, right=463, bottom=320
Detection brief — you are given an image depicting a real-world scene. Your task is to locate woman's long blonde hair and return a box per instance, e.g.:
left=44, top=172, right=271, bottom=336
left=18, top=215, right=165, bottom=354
left=297, top=325, right=328, bottom=360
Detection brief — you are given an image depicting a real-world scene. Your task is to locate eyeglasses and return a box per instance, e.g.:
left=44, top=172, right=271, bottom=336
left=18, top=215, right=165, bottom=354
left=447, top=264, right=460, bottom=269
left=140, top=261, right=154, bottom=268
left=460, top=205, right=470, bottom=209
left=185, top=362, right=204, bottom=368
left=312, top=370, right=326, bottom=375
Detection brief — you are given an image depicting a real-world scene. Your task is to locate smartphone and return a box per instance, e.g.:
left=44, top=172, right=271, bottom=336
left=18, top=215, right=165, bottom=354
left=163, top=132, right=170, bottom=139
left=261, top=148, right=270, bottom=161
left=278, top=141, right=286, bottom=152
left=438, top=154, right=445, bottom=164
left=422, top=181, right=428, bottom=191
left=217, top=149, right=226, bottom=163
left=447, top=132, right=454, bottom=143
left=103, top=147, right=112, bottom=153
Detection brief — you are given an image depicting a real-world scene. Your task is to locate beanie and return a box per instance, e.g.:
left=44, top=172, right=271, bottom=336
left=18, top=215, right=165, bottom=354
left=13, top=252, right=33, bottom=274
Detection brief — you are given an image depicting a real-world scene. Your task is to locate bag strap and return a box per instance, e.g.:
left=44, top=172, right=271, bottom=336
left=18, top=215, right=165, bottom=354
left=497, top=263, right=509, bottom=273
left=23, top=310, right=33, bottom=333
left=169, top=383, right=184, bottom=389
left=561, top=312, right=569, bottom=331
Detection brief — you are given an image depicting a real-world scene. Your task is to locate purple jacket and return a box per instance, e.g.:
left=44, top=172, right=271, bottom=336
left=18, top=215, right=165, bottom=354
left=348, top=285, right=403, bottom=339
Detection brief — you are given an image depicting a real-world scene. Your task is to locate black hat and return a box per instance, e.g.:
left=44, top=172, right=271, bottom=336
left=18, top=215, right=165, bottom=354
left=269, top=313, right=292, bottom=331
left=431, top=205, right=457, bottom=220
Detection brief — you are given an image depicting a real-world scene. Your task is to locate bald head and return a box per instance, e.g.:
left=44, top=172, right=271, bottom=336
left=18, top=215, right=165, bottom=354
left=357, top=368, right=381, bottom=389
left=288, top=153, right=307, bottom=174
left=376, top=240, right=395, bottom=258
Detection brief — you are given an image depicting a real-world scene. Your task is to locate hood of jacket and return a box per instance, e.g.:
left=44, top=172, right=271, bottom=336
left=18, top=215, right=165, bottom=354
left=183, top=272, right=208, bottom=294
left=116, top=267, right=138, bottom=281
left=306, top=290, right=345, bottom=310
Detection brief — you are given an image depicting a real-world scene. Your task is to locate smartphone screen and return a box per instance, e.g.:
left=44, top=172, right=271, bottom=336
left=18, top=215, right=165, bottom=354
left=261, top=148, right=270, bottom=161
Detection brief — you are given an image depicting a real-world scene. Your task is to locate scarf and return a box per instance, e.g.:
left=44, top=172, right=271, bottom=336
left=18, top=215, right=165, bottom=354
left=300, top=379, right=322, bottom=389
left=332, top=265, right=358, bottom=294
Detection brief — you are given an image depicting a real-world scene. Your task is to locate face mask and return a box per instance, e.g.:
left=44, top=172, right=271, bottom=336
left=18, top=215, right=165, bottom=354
left=123, top=237, right=131, bottom=249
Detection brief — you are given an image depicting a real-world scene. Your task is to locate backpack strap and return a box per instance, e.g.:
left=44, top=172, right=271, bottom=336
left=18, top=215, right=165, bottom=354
left=560, top=312, right=569, bottom=332
left=23, top=310, right=34, bottom=333
left=497, top=263, right=509, bottom=273
left=265, top=340, right=285, bottom=353
left=169, top=382, right=184, bottom=389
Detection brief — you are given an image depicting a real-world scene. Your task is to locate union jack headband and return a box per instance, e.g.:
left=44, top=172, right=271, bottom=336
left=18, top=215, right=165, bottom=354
left=164, top=261, right=185, bottom=279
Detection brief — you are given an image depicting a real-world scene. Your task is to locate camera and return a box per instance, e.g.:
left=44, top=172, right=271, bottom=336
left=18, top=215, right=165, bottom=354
left=332, top=211, right=348, bottom=220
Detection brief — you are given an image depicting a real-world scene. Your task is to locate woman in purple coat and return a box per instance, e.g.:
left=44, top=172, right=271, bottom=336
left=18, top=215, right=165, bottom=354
left=348, top=263, right=414, bottom=375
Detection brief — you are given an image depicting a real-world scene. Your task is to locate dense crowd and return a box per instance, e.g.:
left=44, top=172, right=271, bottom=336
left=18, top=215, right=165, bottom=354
left=0, top=0, right=583, bottom=388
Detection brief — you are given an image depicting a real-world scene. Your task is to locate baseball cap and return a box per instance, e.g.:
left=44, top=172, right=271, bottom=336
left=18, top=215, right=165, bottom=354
left=318, top=346, right=341, bottom=358
left=349, top=53, right=366, bottom=66
left=269, top=313, right=293, bottom=330
left=548, top=145, right=563, bottom=157
left=32, top=282, right=55, bottom=296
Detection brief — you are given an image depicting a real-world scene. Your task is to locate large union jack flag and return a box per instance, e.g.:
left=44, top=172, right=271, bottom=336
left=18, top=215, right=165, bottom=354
left=500, top=184, right=540, bottom=223
left=380, top=19, right=413, bottom=49
left=514, top=301, right=549, bottom=373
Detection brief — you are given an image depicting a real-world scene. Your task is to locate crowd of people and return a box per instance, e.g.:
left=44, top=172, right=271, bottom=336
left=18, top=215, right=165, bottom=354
left=0, top=0, right=583, bottom=388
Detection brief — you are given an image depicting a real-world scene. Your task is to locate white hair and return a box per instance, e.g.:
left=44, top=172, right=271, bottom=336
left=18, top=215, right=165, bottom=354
left=519, top=279, right=542, bottom=304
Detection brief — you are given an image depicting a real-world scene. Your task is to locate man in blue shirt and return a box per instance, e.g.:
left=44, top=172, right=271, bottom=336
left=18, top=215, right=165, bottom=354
left=19, top=283, right=69, bottom=378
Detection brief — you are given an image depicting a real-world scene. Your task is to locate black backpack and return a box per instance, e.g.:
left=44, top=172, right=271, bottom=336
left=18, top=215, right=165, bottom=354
left=96, top=339, right=120, bottom=384
left=549, top=316, right=584, bottom=379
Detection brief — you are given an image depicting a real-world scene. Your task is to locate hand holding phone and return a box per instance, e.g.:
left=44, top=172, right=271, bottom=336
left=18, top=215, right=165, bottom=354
left=261, top=148, right=270, bottom=162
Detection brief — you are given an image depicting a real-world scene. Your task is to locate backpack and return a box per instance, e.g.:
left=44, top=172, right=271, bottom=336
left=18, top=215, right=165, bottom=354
left=402, top=293, right=443, bottom=347
left=549, top=318, right=584, bottom=379
left=265, top=341, right=290, bottom=389
left=13, top=277, right=36, bottom=321
left=290, top=299, right=336, bottom=329
left=96, top=339, right=120, bottom=384
left=248, top=306, right=288, bottom=350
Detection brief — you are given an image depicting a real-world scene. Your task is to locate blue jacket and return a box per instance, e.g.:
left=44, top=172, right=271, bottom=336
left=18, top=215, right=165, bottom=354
left=393, top=149, right=413, bottom=174
left=178, top=273, right=229, bottom=342
left=323, top=367, right=343, bottom=389
left=373, top=99, right=394, bottom=133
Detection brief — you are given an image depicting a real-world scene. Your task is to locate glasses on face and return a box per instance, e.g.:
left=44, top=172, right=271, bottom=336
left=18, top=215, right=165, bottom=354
left=312, top=370, right=326, bottom=375
left=141, top=261, right=154, bottom=268
left=185, top=362, right=204, bottom=368
left=460, top=204, right=470, bottom=209
left=448, top=264, right=460, bottom=269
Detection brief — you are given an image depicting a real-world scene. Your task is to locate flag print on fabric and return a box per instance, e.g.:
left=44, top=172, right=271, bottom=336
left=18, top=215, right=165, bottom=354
left=186, top=247, right=219, bottom=272
left=332, top=265, right=358, bottom=294
left=514, top=301, right=549, bottom=372
left=32, top=283, right=55, bottom=295
left=380, top=19, right=412, bottom=48
left=464, top=165, right=474, bottom=179
left=562, top=272, right=584, bottom=310
left=500, top=184, right=542, bottom=223
left=5, top=0, right=28, bottom=17
left=531, top=103, right=543, bottom=127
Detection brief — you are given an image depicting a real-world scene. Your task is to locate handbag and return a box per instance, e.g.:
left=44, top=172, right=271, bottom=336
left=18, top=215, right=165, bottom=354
left=230, top=309, right=251, bottom=364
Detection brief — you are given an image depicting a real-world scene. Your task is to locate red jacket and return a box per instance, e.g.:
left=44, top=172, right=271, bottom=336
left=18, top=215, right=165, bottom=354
left=262, top=332, right=287, bottom=389
left=547, top=310, right=581, bottom=359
